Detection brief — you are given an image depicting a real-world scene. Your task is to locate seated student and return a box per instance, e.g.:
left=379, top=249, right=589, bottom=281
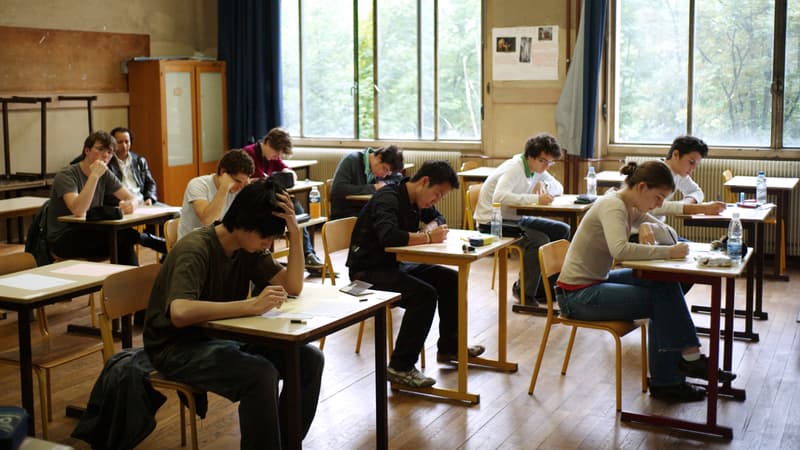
left=329, top=145, right=405, bottom=220
left=177, top=149, right=254, bottom=240
left=632, top=135, right=725, bottom=244
left=243, top=128, right=324, bottom=271
left=46, top=130, right=141, bottom=266
left=347, top=160, right=484, bottom=387
left=473, top=133, right=570, bottom=303
left=556, top=160, right=736, bottom=402
left=109, top=127, right=167, bottom=254
left=143, top=179, right=324, bottom=449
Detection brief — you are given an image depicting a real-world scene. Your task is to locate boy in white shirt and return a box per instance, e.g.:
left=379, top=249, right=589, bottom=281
left=474, top=133, right=570, bottom=303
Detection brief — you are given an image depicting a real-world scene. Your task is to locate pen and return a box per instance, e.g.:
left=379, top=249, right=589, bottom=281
left=290, top=319, right=307, bottom=324
left=359, top=298, right=369, bottom=302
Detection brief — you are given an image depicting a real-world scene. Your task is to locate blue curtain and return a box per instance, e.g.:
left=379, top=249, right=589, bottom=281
left=579, top=0, right=608, bottom=159
left=218, top=0, right=283, bottom=149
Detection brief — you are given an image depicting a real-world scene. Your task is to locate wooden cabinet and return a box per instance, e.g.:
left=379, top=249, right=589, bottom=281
left=127, top=60, right=227, bottom=206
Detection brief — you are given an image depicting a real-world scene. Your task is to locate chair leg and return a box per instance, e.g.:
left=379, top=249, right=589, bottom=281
left=491, top=253, right=498, bottom=289
left=387, top=307, right=394, bottom=355
left=318, top=337, right=326, bottom=350
left=614, top=334, right=623, bottom=412
left=89, top=293, right=97, bottom=329
left=179, top=400, right=187, bottom=447
left=420, top=346, right=426, bottom=369
left=184, top=390, right=199, bottom=450
left=528, top=321, right=554, bottom=395
left=45, top=369, right=53, bottom=421
left=512, top=246, right=525, bottom=302
left=561, top=326, right=578, bottom=375
left=640, top=325, right=648, bottom=392
left=355, top=320, right=365, bottom=354
left=35, top=368, right=49, bottom=440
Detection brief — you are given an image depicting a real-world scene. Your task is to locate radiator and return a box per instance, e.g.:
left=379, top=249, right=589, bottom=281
left=292, top=148, right=464, bottom=224
left=626, top=156, right=800, bottom=257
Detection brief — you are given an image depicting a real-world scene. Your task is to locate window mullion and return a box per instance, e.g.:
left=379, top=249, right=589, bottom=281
left=687, top=0, right=695, bottom=136
left=772, top=0, right=788, bottom=149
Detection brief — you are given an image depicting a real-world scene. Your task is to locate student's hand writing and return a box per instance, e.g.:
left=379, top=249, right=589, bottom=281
left=251, top=285, right=288, bottom=314
left=89, top=160, right=107, bottom=179
left=700, top=201, right=726, bottom=215
left=638, top=223, right=656, bottom=245
left=537, top=192, right=554, bottom=205
left=668, top=242, right=690, bottom=259
left=429, top=225, right=448, bottom=243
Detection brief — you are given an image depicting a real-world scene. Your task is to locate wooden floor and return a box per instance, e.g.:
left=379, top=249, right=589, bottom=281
left=1, top=243, right=799, bottom=449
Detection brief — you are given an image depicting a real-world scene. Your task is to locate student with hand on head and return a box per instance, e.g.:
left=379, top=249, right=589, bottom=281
left=47, top=130, right=141, bottom=265
left=473, top=133, right=570, bottom=303
left=144, top=179, right=324, bottom=449
left=329, top=145, right=405, bottom=220
left=556, top=160, right=736, bottom=402
left=243, top=128, right=325, bottom=271
left=347, top=160, right=484, bottom=388
left=177, top=149, right=254, bottom=240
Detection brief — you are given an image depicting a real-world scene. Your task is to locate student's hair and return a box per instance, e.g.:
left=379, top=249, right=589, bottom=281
left=82, top=130, right=116, bottom=154
left=373, top=145, right=404, bottom=172
left=410, top=160, right=459, bottom=188
left=261, top=128, right=293, bottom=158
left=667, top=135, right=708, bottom=159
left=217, top=149, right=255, bottom=176
left=620, top=160, right=675, bottom=192
left=222, top=179, right=287, bottom=238
left=524, top=133, right=562, bottom=159
left=110, top=126, right=133, bottom=144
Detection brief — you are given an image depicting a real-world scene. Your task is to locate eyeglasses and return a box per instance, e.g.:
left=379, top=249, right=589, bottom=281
left=537, top=158, right=557, bottom=166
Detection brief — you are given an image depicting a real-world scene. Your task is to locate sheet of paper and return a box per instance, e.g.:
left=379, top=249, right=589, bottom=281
left=262, top=311, right=313, bottom=320
left=0, top=273, right=76, bottom=291
left=50, top=263, right=131, bottom=277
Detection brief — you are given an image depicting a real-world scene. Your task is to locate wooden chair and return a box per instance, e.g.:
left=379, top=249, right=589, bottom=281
left=322, top=178, right=334, bottom=218
left=163, top=218, right=180, bottom=252
left=527, top=240, right=648, bottom=412
left=318, top=217, right=424, bottom=366
left=459, top=161, right=479, bottom=172
left=98, top=263, right=201, bottom=450
left=0, top=252, right=104, bottom=439
left=463, top=183, right=483, bottom=231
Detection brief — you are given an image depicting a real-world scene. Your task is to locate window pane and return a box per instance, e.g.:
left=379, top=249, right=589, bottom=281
left=357, top=0, right=375, bottom=140
left=302, top=0, right=355, bottom=138
left=693, top=0, right=774, bottom=146
left=615, top=0, right=689, bottom=144
left=785, top=0, right=800, bottom=147
left=438, top=0, right=481, bottom=140
left=281, top=0, right=300, bottom=136
left=377, top=0, right=419, bottom=139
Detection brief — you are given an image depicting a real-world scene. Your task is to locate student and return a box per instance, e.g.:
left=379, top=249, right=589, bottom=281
left=473, top=133, right=570, bottom=303
left=109, top=127, right=167, bottom=254
left=143, top=179, right=324, bottom=449
left=556, top=160, right=736, bottom=402
left=243, top=128, right=324, bottom=271
left=347, top=160, right=484, bottom=388
left=46, top=130, right=141, bottom=266
left=633, top=135, right=725, bottom=244
left=177, top=149, right=254, bottom=240
left=329, top=145, right=405, bottom=220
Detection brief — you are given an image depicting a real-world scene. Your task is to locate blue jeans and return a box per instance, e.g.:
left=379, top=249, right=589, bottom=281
left=556, top=269, right=700, bottom=386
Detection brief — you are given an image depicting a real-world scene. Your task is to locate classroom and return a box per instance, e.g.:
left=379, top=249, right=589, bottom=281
left=1, top=1, right=799, bottom=449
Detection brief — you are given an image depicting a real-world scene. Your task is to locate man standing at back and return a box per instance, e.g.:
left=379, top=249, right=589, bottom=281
left=329, top=145, right=405, bottom=219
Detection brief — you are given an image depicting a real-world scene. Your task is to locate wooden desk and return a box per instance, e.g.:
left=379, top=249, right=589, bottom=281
left=58, top=205, right=180, bottom=264
left=724, top=175, right=798, bottom=280
left=200, top=283, right=400, bottom=450
left=682, top=204, right=774, bottom=341
left=285, top=159, right=318, bottom=180
left=0, top=196, right=47, bottom=243
left=384, top=229, right=519, bottom=404
left=596, top=170, right=624, bottom=188
left=620, top=244, right=750, bottom=439
left=457, top=167, right=496, bottom=228
left=0, top=260, right=134, bottom=436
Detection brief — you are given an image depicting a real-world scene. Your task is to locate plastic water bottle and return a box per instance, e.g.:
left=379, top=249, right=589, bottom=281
left=309, top=186, right=321, bottom=218
left=586, top=166, right=597, bottom=196
left=727, top=212, right=743, bottom=264
left=756, top=170, right=767, bottom=205
left=490, top=202, right=503, bottom=240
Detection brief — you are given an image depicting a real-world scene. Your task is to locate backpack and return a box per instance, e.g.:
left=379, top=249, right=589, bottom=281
left=24, top=199, right=54, bottom=266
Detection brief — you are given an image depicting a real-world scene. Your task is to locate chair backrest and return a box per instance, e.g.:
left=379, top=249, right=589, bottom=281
left=464, top=183, right=483, bottom=231
left=99, top=263, right=161, bottom=360
left=164, top=218, right=180, bottom=252
left=323, top=178, right=333, bottom=218
left=0, top=252, right=37, bottom=275
left=538, top=239, right=569, bottom=313
left=460, top=161, right=479, bottom=172
left=321, top=217, right=357, bottom=285
left=722, top=169, right=735, bottom=203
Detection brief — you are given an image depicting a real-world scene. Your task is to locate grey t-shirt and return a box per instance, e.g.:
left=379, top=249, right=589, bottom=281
left=47, top=164, right=123, bottom=243
left=143, top=225, right=284, bottom=359
left=178, top=174, right=236, bottom=239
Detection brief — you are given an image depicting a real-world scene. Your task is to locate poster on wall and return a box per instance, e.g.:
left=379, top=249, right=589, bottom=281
left=492, top=26, right=558, bottom=81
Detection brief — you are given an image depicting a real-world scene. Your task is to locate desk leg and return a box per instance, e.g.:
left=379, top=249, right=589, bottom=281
left=374, top=307, right=388, bottom=450
left=457, top=265, right=469, bottom=394
left=498, top=247, right=508, bottom=363
left=17, top=308, right=36, bottom=436
left=285, top=345, right=302, bottom=450
left=755, top=222, right=767, bottom=320
left=720, top=277, right=746, bottom=400
left=109, top=230, right=119, bottom=264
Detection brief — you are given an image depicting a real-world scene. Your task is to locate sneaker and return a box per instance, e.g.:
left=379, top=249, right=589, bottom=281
left=678, top=355, right=737, bottom=384
left=386, top=366, right=436, bottom=388
left=436, top=345, right=486, bottom=364
left=304, top=253, right=324, bottom=269
left=650, top=382, right=706, bottom=402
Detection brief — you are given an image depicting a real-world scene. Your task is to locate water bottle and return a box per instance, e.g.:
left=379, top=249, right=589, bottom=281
left=727, top=212, right=743, bottom=264
left=756, top=170, right=767, bottom=205
left=490, top=202, right=503, bottom=241
left=309, top=186, right=321, bottom=218
left=586, top=166, right=597, bottom=197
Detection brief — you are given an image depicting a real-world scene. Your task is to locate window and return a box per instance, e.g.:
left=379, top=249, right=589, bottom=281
left=613, top=0, right=799, bottom=149
left=281, top=0, right=482, bottom=142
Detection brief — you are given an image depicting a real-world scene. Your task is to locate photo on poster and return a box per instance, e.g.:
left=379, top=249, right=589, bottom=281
left=496, top=37, right=516, bottom=52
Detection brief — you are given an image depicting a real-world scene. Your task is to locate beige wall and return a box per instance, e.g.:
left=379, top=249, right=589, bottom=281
left=0, top=0, right=218, bottom=172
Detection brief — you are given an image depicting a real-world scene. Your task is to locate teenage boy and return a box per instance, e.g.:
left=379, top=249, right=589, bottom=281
left=473, top=133, right=570, bottom=303
left=329, top=145, right=405, bottom=220
left=347, top=160, right=484, bottom=388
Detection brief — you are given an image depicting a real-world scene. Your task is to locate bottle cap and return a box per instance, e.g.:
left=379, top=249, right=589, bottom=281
left=492, top=202, right=501, bottom=207
left=732, top=212, right=740, bottom=219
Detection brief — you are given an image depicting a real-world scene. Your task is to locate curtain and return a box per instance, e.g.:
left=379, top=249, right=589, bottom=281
left=218, top=0, right=283, bottom=149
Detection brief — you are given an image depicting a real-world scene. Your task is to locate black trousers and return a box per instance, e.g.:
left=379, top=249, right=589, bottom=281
left=351, top=263, right=458, bottom=371
left=51, top=227, right=140, bottom=266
